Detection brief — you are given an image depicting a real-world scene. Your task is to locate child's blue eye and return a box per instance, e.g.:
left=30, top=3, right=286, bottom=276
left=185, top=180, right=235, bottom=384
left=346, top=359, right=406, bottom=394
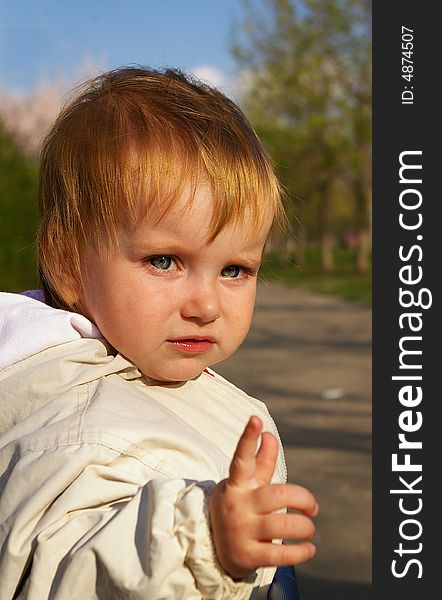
left=149, top=256, right=173, bottom=270
left=221, top=265, right=242, bottom=278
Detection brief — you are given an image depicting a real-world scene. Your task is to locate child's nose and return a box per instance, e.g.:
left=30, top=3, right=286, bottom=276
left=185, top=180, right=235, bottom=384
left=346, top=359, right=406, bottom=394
left=180, top=277, right=221, bottom=323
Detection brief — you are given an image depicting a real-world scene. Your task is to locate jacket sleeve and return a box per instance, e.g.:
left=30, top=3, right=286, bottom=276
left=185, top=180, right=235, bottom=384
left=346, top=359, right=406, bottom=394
left=0, top=446, right=255, bottom=600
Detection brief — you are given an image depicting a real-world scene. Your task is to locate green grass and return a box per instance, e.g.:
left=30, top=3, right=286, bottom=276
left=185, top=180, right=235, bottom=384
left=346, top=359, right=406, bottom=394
left=259, top=252, right=372, bottom=304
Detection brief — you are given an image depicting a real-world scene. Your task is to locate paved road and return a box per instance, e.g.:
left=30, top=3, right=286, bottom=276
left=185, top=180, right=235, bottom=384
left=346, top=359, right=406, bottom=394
left=216, top=282, right=372, bottom=600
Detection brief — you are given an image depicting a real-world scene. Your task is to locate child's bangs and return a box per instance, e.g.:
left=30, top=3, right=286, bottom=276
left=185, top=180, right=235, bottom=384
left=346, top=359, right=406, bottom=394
left=66, top=116, right=195, bottom=254
left=111, top=125, right=285, bottom=246
left=39, top=100, right=286, bottom=262
left=200, top=144, right=285, bottom=243
left=60, top=78, right=286, bottom=250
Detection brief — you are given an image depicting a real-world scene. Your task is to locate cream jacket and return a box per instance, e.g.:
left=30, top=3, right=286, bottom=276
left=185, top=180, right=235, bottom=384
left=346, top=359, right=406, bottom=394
left=0, top=293, right=287, bottom=599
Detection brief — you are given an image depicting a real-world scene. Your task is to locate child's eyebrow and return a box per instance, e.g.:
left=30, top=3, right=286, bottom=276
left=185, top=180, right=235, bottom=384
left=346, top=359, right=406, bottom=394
left=128, top=240, right=191, bottom=256
left=233, top=257, right=262, bottom=268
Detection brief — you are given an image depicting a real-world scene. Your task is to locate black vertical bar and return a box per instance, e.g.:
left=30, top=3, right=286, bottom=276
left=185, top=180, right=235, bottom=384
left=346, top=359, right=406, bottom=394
left=373, top=1, right=438, bottom=597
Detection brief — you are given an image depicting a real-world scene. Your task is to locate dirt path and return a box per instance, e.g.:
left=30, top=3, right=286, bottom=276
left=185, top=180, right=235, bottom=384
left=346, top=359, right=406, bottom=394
left=216, top=282, right=372, bottom=599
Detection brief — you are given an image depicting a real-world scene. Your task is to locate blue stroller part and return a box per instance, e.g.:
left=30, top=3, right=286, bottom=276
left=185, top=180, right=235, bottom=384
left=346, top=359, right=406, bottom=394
left=268, top=566, right=301, bottom=599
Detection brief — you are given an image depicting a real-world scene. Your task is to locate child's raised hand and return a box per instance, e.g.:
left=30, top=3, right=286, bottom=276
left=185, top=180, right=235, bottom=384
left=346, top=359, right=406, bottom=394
left=209, top=416, right=318, bottom=580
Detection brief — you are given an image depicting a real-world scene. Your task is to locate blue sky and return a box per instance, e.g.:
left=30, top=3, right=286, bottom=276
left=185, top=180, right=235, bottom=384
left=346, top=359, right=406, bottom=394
left=0, top=0, right=242, bottom=93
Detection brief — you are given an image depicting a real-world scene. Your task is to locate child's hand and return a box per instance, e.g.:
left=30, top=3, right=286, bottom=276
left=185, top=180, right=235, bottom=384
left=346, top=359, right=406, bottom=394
left=209, top=416, right=318, bottom=580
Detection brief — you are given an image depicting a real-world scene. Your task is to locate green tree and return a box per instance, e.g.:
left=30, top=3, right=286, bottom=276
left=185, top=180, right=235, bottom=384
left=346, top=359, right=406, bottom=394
left=233, top=0, right=371, bottom=272
left=0, top=119, right=39, bottom=291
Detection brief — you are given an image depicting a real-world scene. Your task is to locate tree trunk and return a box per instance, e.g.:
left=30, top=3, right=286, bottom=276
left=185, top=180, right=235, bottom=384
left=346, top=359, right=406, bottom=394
left=356, top=228, right=371, bottom=273
left=317, top=183, right=334, bottom=272
left=353, top=177, right=371, bottom=273
left=295, top=227, right=306, bottom=269
left=321, top=231, right=334, bottom=272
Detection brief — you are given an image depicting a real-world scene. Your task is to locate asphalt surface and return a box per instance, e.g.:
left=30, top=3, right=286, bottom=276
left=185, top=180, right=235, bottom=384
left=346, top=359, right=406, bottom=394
left=216, top=282, right=372, bottom=600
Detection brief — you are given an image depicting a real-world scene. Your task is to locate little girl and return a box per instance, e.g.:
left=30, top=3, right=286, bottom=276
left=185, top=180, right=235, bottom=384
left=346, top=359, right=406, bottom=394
left=0, top=67, right=317, bottom=599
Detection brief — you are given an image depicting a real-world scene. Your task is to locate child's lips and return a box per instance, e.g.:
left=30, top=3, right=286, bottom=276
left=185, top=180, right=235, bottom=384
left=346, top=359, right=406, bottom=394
left=167, top=336, right=216, bottom=354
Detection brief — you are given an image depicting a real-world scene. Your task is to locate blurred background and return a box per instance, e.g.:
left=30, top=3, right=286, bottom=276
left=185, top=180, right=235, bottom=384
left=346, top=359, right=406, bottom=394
left=0, top=1, right=371, bottom=597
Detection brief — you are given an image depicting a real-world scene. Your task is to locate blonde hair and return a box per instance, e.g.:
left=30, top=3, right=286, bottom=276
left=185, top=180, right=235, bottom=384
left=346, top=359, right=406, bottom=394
left=37, top=66, right=286, bottom=311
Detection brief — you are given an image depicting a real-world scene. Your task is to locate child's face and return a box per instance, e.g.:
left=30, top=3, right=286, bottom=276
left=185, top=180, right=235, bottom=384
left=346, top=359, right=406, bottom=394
left=79, top=184, right=271, bottom=382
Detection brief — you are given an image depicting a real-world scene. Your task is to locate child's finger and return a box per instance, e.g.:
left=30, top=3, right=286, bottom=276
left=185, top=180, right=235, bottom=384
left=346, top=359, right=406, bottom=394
left=257, top=512, right=316, bottom=542
left=254, top=540, right=316, bottom=568
left=253, top=483, right=318, bottom=516
left=254, top=431, right=279, bottom=485
left=228, top=416, right=262, bottom=487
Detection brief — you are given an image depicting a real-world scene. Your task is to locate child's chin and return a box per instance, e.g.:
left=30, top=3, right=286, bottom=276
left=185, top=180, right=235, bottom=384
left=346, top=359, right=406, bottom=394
left=142, top=364, right=208, bottom=384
